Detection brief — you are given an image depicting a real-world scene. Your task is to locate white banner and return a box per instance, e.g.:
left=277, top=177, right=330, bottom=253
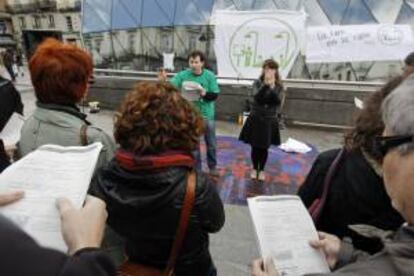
left=306, top=25, right=414, bottom=63
left=213, top=10, right=306, bottom=79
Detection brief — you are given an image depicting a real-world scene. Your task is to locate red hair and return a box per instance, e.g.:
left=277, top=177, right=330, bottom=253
left=29, top=38, right=93, bottom=104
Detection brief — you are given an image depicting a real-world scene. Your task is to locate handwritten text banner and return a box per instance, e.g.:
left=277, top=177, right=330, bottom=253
left=306, top=25, right=414, bottom=63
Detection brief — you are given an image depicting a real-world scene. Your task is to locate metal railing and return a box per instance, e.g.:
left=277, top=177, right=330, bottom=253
left=93, top=68, right=384, bottom=91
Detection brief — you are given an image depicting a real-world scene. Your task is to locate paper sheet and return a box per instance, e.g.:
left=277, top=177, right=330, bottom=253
left=163, top=52, right=175, bottom=71
left=248, top=195, right=330, bottom=276
left=0, top=112, right=25, bottom=148
left=0, top=143, right=103, bottom=252
left=279, top=138, right=312, bottom=154
left=354, top=97, right=364, bottom=109
left=182, top=81, right=202, bottom=102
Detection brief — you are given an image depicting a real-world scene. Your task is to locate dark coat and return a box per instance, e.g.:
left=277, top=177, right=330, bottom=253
left=0, top=139, right=10, bottom=173
left=91, top=161, right=225, bottom=276
left=0, top=76, right=23, bottom=131
left=298, top=148, right=404, bottom=253
left=239, top=79, right=282, bottom=148
left=0, top=214, right=116, bottom=276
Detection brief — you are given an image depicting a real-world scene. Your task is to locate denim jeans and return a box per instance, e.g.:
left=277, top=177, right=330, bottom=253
left=194, top=119, right=217, bottom=171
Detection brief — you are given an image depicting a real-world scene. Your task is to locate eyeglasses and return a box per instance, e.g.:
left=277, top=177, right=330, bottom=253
left=373, top=135, right=413, bottom=157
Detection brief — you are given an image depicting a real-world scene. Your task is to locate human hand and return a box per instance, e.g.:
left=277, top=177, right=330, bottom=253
left=0, top=190, right=24, bottom=206
left=57, top=195, right=107, bottom=255
left=251, top=258, right=279, bottom=276
left=199, top=87, right=206, bottom=97
left=309, top=232, right=341, bottom=268
left=157, top=68, right=167, bottom=81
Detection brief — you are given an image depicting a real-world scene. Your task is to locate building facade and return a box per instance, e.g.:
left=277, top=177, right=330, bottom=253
left=0, top=0, right=16, bottom=49
left=6, top=0, right=81, bottom=58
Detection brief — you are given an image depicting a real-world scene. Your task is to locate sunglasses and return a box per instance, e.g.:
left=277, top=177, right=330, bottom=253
left=374, top=135, right=413, bottom=157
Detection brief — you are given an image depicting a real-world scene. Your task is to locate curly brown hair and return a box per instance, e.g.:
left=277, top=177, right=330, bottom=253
left=114, top=82, right=204, bottom=155
left=344, top=75, right=405, bottom=161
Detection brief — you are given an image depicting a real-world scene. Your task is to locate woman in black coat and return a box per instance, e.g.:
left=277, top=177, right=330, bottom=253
left=239, top=59, right=283, bottom=181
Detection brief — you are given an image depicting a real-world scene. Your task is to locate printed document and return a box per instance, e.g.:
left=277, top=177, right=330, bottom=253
left=182, top=81, right=202, bottom=101
left=0, top=143, right=103, bottom=252
left=0, top=112, right=25, bottom=148
left=248, top=195, right=330, bottom=276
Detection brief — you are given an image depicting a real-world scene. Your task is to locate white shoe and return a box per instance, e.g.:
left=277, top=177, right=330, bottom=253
left=250, top=169, right=257, bottom=179
left=258, top=171, right=266, bottom=181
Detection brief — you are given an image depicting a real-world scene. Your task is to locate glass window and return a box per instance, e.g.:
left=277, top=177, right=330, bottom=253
left=189, top=34, right=197, bottom=51
left=364, top=0, right=403, bottom=24
left=0, top=21, right=6, bottom=34
left=84, top=38, right=92, bottom=52
left=317, top=0, right=350, bottom=24
left=253, top=0, right=301, bottom=10
left=251, top=0, right=277, bottom=9
left=49, top=15, right=55, bottom=28
left=33, top=15, right=41, bottom=29
left=341, top=0, right=377, bottom=24
left=160, top=32, right=173, bottom=53
left=66, top=16, right=73, bottom=31
left=19, top=17, right=26, bottom=29
left=396, top=2, right=414, bottom=24
left=94, top=37, right=103, bottom=54
left=128, top=32, right=136, bottom=52
left=302, top=0, right=331, bottom=26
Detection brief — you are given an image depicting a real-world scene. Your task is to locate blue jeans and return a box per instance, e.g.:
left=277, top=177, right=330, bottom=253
left=194, top=119, right=217, bottom=171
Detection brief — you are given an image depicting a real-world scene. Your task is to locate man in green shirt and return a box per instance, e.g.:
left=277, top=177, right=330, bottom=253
left=159, top=50, right=220, bottom=174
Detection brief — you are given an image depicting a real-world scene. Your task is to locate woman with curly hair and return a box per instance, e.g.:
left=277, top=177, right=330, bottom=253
left=17, top=38, right=115, bottom=168
left=298, top=76, right=406, bottom=253
left=91, top=82, right=225, bottom=276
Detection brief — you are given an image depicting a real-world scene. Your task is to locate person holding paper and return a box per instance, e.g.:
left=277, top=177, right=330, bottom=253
left=251, top=75, right=414, bottom=276
left=17, top=38, right=115, bottom=169
left=91, top=82, right=225, bottom=275
left=0, top=190, right=117, bottom=276
left=158, top=50, right=220, bottom=175
left=298, top=76, right=406, bottom=253
left=239, top=59, right=284, bottom=181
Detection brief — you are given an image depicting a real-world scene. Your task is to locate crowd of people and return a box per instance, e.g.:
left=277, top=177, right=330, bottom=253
left=1, top=38, right=414, bottom=276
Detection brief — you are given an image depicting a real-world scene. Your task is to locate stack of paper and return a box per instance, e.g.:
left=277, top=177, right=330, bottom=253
left=279, top=138, right=312, bottom=154
left=182, top=81, right=202, bottom=101
left=248, top=195, right=330, bottom=276
left=0, top=143, right=103, bottom=252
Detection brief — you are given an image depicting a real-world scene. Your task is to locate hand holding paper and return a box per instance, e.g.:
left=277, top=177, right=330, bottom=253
left=57, top=195, right=107, bottom=255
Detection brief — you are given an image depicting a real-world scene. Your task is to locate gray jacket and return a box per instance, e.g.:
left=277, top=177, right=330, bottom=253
left=308, top=224, right=414, bottom=276
left=18, top=103, right=115, bottom=169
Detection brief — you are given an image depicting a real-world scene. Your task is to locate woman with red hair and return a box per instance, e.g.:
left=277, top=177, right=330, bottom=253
left=17, top=38, right=115, bottom=168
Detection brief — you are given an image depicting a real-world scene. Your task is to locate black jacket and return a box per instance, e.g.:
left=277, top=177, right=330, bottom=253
left=0, top=76, right=23, bottom=131
left=298, top=148, right=404, bottom=253
left=0, top=139, right=10, bottom=173
left=91, top=161, right=225, bottom=276
left=0, top=215, right=116, bottom=276
left=239, top=79, right=282, bottom=148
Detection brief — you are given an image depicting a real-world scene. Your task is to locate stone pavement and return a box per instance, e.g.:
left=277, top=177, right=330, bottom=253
left=18, top=82, right=343, bottom=276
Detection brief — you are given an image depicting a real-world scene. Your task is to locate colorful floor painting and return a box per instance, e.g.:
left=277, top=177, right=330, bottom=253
left=200, top=136, right=319, bottom=205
